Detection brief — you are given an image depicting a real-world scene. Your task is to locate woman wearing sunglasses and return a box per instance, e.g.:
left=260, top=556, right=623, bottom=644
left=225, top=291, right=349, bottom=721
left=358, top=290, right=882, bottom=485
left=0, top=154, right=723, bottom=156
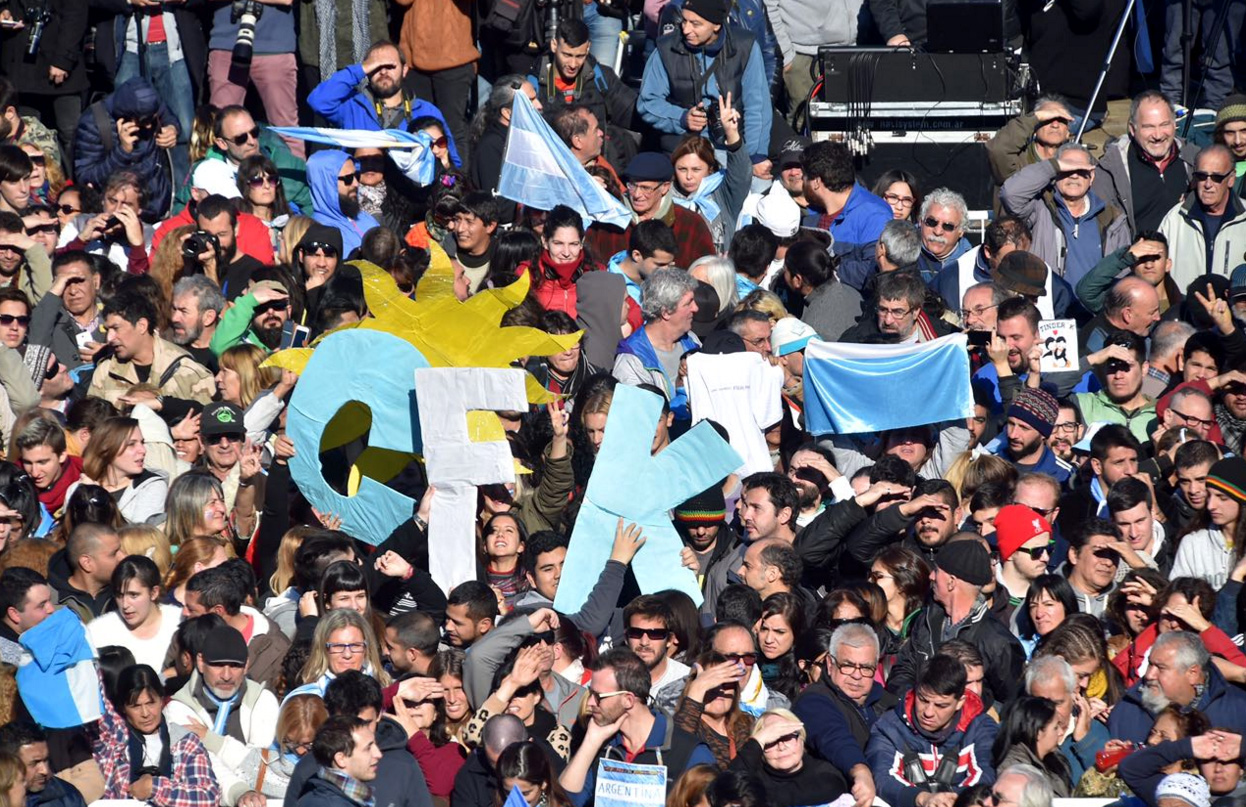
left=674, top=650, right=754, bottom=768
left=237, top=155, right=293, bottom=251
left=1110, top=577, right=1246, bottom=687
left=729, top=710, right=845, bottom=807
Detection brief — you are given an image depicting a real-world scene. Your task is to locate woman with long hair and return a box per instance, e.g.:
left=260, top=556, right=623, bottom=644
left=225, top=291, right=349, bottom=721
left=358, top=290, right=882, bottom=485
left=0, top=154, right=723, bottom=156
left=389, top=671, right=468, bottom=801
left=869, top=545, right=930, bottom=670
left=241, top=693, right=327, bottom=800
left=992, top=695, right=1073, bottom=796
left=285, top=608, right=390, bottom=702
left=670, top=113, right=751, bottom=251
left=782, top=241, right=862, bottom=341
left=429, top=649, right=471, bottom=745
left=1173, top=457, right=1246, bottom=588
left=79, top=417, right=166, bottom=525
left=1106, top=568, right=1168, bottom=659
left=667, top=766, right=716, bottom=807
left=1036, top=615, right=1125, bottom=714
left=306, top=559, right=387, bottom=640
left=86, top=556, right=182, bottom=672
left=674, top=650, right=755, bottom=768
left=757, top=593, right=806, bottom=702
left=119, top=524, right=174, bottom=578
left=464, top=646, right=573, bottom=760
left=487, top=229, right=542, bottom=289
left=0, top=751, right=23, bottom=807
left=267, top=526, right=313, bottom=602
left=493, top=741, right=572, bottom=807
left=163, top=471, right=231, bottom=549
left=93, top=665, right=220, bottom=807
left=481, top=512, right=528, bottom=607
left=0, top=464, right=40, bottom=550
left=1018, top=574, right=1080, bottom=657
left=162, top=535, right=230, bottom=606
left=524, top=205, right=600, bottom=317
left=215, top=344, right=290, bottom=446
left=148, top=224, right=195, bottom=302
left=656, top=590, right=702, bottom=664
left=50, top=483, right=122, bottom=546
left=237, top=155, right=292, bottom=225
left=870, top=169, right=922, bottom=222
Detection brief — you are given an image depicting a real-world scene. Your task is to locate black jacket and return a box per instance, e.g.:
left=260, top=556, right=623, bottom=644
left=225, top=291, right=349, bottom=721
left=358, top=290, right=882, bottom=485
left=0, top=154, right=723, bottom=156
left=468, top=121, right=514, bottom=224
left=46, top=549, right=114, bottom=621
left=286, top=718, right=433, bottom=807
left=794, top=498, right=871, bottom=589
left=296, top=773, right=379, bottom=807
left=28, top=774, right=88, bottom=807
left=887, top=597, right=1026, bottom=707
left=449, top=750, right=497, bottom=807
left=88, top=0, right=207, bottom=95
left=729, top=738, right=847, bottom=807
left=533, top=53, right=637, bottom=131
left=0, top=0, right=88, bottom=95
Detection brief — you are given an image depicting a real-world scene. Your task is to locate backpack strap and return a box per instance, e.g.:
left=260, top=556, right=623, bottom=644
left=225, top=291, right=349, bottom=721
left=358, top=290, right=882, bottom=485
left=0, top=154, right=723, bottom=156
left=157, top=354, right=187, bottom=390
left=92, top=102, right=115, bottom=154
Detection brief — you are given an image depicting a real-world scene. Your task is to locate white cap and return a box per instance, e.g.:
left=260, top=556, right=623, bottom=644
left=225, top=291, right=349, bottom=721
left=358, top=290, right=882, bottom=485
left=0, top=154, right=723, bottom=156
left=754, top=183, right=801, bottom=238
left=191, top=160, right=242, bottom=199
left=772, top=316, right=819, bottom=357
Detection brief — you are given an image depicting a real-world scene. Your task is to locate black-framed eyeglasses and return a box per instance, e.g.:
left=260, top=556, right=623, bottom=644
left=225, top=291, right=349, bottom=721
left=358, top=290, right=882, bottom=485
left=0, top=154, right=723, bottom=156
left=624, top=627, right=670, bottom=642
left=1193, top=170, right=1233, bottom=183
left=228, top=127, right=260, bottom=146
left=828, top=655, right=877, bottom=678
left=923, top=217, right=958, bottom=233
left=1014, top=542, right=1054, bottom=560
left=1170, top=409, right=1215, bottom=428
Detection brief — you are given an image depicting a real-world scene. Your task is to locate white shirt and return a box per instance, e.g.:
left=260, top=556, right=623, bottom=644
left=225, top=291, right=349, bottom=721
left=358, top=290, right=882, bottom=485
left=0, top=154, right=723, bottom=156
left=686, top=352, right=784, bottom=475
left=86, top=604, right=183, bottom=673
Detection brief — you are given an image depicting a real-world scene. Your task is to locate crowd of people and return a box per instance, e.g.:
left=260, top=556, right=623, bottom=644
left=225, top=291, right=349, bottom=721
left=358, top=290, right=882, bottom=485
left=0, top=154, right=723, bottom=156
left=0, top=3, right=1244, bottom=807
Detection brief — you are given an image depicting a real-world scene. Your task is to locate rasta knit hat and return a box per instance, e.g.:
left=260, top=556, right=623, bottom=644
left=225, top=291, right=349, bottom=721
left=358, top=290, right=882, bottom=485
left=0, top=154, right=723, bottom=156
left=936, top=540, right=992, bottom=587
left=1007, top=387, right=1060, bottom=439
left=682, top=0, right=728, bottom=25
left=1217, top=93, right=1246, bottom=131
left=1207, top=457, right=1246, bottom=506
left=1155, top=773, right=1211, bottom=807
left=674, top=484, right=727, bottom=524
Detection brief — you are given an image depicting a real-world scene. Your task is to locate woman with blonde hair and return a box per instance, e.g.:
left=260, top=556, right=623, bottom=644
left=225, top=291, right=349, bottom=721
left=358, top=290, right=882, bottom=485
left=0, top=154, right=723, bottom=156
left=119, top=524, right=174, bottom=577
left=278, top=216, right=314, bottom=266
left=162, top=535, right=230, bottom=607
left=731, top=709, right=846, bottom=806
left=238, top=693, right=328, bottom=800
left=578, top=388, right=612, bottom=456
left=737, top=289, right=788, bottom=323
left=148, top=224, right=195, bottom=303
left=285, top=609, right=390, bottom=702
left=78, top=417, right=167, bottom=525
left=667, top=766, right=717, bottom=807
left=216, top=344, right=291, bottom=444
left=0, top=750, right=24, bottom=807
left=268, top=526, right=313, bottom=601
left=163, top=471, right=231, bottom=549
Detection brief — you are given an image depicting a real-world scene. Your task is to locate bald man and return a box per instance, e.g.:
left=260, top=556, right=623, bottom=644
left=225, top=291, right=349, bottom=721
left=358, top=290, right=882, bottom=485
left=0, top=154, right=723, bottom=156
left=1081, top=276, right=1161, bottom=354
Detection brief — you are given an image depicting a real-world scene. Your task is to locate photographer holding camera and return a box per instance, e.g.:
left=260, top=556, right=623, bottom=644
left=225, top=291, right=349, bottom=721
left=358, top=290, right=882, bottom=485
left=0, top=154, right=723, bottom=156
left=60, top=172, right=154, bottom=276
left=73, top=78, right=179, bottom=220
left=0, top=0, right=87, bottom=173
left=207, top=0, right=301, bottom=158
left=188, top=193, right=264, bottom=298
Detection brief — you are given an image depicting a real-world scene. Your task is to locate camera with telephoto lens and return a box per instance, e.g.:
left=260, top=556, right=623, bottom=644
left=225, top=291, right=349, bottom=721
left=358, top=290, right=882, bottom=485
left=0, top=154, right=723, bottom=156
left=230, top=0, right=263, bottom=70
left=183, top=230, right=220, bottom=262
left=24, top=5, right=52, bottom=58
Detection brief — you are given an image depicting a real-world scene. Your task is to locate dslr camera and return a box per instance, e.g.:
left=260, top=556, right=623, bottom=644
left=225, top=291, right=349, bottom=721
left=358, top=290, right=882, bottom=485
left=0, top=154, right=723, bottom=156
left=230, top=0, right=263, bottom=70
left=182, top=230, right=221, bottom=262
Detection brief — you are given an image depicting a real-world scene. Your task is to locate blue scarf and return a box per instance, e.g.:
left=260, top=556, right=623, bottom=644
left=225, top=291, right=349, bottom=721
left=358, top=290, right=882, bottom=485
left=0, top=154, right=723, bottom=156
left=1090, top=476, right=1108, bottom=517
left=203, top=684, right=242, bottom=737
left=673, top=171, right=725, bottom=222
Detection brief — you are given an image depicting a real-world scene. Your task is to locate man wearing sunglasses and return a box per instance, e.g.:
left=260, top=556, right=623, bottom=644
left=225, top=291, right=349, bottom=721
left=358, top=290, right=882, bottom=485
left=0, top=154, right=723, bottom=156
left=210, top=271, right=293, bottom=354
left=0, top=212, right=48, bottom=306
left=1001, top=142, right=1130, bottom=287
left=915, top=189, right=972, bottom=281
left=622, top=596, right=689, bottom=715
left=308, top=41, right=461, bottom=167
left=1159, top=145, right=1246, bottom=291
left=154, top=160, right=276, bottom=267
left=994, top=504, right=1054, bottom=625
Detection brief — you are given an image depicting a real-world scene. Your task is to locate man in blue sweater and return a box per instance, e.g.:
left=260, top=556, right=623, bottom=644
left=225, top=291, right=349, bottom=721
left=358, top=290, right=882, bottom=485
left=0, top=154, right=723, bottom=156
left=308, top=40, right=461, bottom=167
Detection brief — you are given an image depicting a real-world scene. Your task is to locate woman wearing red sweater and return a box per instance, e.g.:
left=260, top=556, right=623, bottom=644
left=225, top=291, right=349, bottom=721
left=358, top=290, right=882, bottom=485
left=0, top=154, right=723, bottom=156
left=390, top=673, right=469, bottom=805
left=1112, top=577, right=1246, bottom=687
left=524, top=205, right=601, bottom=317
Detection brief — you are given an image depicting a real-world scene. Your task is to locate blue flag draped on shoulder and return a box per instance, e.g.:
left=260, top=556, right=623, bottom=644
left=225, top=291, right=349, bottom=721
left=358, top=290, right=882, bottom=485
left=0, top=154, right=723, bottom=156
left=803, top=334, right=973, bottom=434
left=268, top=127, right=435, bottom=186
left=498, top=92, right=632, bottom=229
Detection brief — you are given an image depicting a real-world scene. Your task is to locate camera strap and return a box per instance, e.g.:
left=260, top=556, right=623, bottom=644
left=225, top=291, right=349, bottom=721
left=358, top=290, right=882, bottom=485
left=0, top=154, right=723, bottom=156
left=91, top=102, right=116, bottom=154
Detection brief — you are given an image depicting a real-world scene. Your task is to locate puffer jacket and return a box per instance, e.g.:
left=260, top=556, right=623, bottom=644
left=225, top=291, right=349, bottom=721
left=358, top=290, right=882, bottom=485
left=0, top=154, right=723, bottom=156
left=866, top=689, right=999, bottom=807
left=72, top=78, right=178, bottom=219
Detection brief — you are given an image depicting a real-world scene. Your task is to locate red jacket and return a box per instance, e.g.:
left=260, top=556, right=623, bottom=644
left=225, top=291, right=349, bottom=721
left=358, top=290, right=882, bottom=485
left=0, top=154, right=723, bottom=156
left=150, top=208, right=275, bottom=266
left=1113, top=621, right=1246, bottom=686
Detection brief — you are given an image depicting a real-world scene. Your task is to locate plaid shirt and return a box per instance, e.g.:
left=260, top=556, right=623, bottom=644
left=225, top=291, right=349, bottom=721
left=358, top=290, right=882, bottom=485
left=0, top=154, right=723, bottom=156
left=319, top=767, right=376, bottom=807
left=91, top=683, right=222, bottom=807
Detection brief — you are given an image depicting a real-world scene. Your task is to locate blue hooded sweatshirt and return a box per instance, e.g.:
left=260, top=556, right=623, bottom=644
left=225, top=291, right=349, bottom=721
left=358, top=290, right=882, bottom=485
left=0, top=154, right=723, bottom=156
left=1055, top=191, right=1107, bottom=287
left=307, top=150, right=380, bottom=257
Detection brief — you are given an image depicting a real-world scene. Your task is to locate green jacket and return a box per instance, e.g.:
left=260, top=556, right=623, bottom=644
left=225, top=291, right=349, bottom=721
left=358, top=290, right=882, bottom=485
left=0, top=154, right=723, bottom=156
left=1073, top=390, right=1156, bottom=444
left=1075, top=247, right=1185, bottom=315
left=174, top=128, right=312, bottom=212
left=210, top=292, right=268, bottom=356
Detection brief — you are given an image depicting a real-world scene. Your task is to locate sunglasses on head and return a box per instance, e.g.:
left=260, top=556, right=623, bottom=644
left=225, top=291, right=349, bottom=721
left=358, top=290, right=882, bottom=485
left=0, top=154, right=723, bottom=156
left=227, top=127, right=261, bottom=147
left=247, top=172, right=278, bottom=188
left=923, top=217, right=958, bottom=233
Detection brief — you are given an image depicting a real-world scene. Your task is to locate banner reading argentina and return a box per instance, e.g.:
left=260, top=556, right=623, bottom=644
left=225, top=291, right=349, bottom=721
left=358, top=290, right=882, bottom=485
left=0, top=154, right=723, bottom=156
left=595, top=759, right=667, bottom=807
left=803, top=334, right=973, bottom=435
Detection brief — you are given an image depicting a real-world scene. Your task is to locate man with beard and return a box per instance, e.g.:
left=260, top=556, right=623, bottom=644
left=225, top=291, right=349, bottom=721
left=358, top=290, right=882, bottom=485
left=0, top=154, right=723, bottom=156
left=170, top=276, right=225, bottom=373
left=210, top=272, right=294, bottom=355
left=1109, top=631, right=1246, bottom=744
left=309, top=41, right=461, bottom=166
left=559, top=648, right=714, bottom=806
left=1049, top=399, right=1084, bottom=463
left=151, top=161, right=275, bottom=265
left=993, top=504, right=1055, bottom=626
left=997, top=388, right=1074, bottom=483
left=193, top=195, right=266, bottom=302
left=673, top=485, right=739, bottom=617
left=307, top=150, right=379, bottom=257
left=0, top=212, right=49, bottom=304
left=0, top=721, right=87, bottom=807
left=623, top=595, right=689, bottom=715
left=1076, top=330, right=1157, bottom=444
left=165, top=625, right=279, bottom=807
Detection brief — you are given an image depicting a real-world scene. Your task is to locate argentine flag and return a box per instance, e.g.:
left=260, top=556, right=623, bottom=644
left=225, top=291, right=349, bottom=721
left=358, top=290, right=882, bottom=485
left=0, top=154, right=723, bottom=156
left=804, top=334, right=973, bottom=435
left=498, top=93, right=632, bottom=229
left=268, top=127, right=436, bottom=186
left=17, top=608, right=101, bottom=728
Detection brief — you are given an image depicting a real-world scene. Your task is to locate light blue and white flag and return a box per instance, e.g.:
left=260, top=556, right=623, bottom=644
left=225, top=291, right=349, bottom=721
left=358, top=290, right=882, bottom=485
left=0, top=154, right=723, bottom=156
left=803, top=334, right=973, bottom=435
left=16, top=608, right=101, bottom=728
left=267, top=127, right=435, bottom=186
left=498, top=92, right=632, bottom=229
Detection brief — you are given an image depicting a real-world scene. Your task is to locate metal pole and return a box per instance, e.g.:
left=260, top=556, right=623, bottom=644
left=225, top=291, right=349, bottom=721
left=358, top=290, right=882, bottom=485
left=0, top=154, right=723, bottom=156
left=1076, top=0, right=1136, bottom=142
left=1182, top=0, right=1194, bottom=107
